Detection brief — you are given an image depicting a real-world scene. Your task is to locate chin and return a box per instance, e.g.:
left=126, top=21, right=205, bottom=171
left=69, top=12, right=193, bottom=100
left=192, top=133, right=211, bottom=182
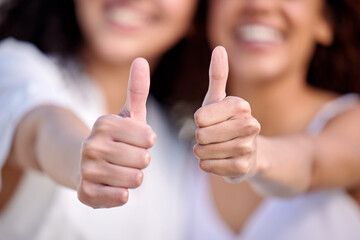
left=233, top=66, right=284, bottom=83
left=98, top=45, right=142, bottom=64
left=232, top=56, right=285, bottom=79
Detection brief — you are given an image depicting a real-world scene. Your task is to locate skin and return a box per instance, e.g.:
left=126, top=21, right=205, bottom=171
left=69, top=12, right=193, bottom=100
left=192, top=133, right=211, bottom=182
left=3, top=0, right=198, bottom=209
left=194, top=0, right=360, bottom=232
left=76, top=0, right=198, bottom=114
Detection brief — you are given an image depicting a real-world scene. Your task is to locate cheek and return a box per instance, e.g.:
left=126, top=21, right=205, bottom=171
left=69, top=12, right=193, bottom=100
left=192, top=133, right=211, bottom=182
left=284, top=5, right=320, bottom=66
left=283, top=1, right=323, bottom=42
left=159, top=0, right=197, bottom=16
left=89, top=0, right=198, bottom=63
left=155, top=0, right=198, bottom=46
left=75, top=1, right=101, bottom=42
left=164, top=0, right=197, bottom=27
left=207, top=0, right=232, bottom=47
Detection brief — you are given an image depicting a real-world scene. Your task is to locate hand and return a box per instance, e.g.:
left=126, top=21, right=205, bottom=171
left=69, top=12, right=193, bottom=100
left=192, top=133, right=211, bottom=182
left=193, top=46, right=261, bottom=183
left=78, top=58, right=156, bottom=208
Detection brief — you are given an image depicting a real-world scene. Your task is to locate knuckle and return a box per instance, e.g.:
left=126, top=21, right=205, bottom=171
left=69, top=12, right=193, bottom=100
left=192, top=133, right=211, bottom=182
left=199, top=160, right=210, bottom=172
left=234, top=117, right=260, bottom=137
left=80, top=161, right=93, bottom=178
left=195, top=128, right=205, bottom=144
left=81, top=140, right=99, bottom=159
left=78, top=181, right=96, bottom=206
left=80, top=160, right=103, bottom=182
left=231, top=160, right=249, bottom=175
left=106, top=189, right=129, bottom=208
left=253, top=119, right=261, bottom=133
left=227, top=97, right=251, bottom=114
left=93, top=115, right=116, bottom=134
left=194, top=109, right=205, bottom=127
left=82, top=139, right=110, bottom=161
left=234, top=139, right=254, bottom=155
left=193, top=144, right=202, bottom=158
left=247, top=119, right=261, bottom=135
left=93, top=115, right=108, bottom=128
left=81, top=139, right=92, bottom=154
left=96, top=121, right=112, bottom=134
left=210, top=70, right=227, bottom=81
left=243, top=141, right=254, bottom=155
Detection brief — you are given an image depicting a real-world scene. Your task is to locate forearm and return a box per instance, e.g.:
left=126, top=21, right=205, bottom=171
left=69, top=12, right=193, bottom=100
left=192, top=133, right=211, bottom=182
left=249, top=135, right=315, bottom=197
left=10, top=105, right=90, bottom=190
left=309, top=133, right=360, bottom=191
left=250, top=128, right=360, bottom=197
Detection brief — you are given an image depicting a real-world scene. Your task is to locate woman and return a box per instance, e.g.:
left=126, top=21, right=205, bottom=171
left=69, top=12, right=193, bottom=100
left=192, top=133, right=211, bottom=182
left=180, top=0, right=360, bottom=239
left=0, top=0, right=203, bottom=239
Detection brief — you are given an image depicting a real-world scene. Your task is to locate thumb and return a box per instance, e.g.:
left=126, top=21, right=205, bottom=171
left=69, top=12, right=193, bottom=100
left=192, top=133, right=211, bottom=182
left=202, top=46, right=229, bottom=106
left=119, top=58, right=150, bottom=122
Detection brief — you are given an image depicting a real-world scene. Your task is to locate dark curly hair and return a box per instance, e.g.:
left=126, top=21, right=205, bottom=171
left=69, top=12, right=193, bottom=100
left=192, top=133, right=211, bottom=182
left=158, top=0, right=360, bottom=135
left=0, top=0, right=208, bottom=106
left=172, top=0, right=360, bottom=109
left=0, top=0, right=81, bottom=57
left=308, top=0, right=360, bottom=94
left=1, top=0, right=359, bottom=112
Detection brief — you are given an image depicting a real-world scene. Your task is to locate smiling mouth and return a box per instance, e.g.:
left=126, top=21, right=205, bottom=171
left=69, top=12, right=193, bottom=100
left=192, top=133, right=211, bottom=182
left=237, top=25, right=283, bottom=44
left=106, top=7, right=149, bottom=29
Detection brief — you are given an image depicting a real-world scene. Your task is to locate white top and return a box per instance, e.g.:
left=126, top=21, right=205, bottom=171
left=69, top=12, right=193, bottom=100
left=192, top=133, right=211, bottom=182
left=0, top=38, right=189, bottom=240
left=188, top=94, right=360, bottom=240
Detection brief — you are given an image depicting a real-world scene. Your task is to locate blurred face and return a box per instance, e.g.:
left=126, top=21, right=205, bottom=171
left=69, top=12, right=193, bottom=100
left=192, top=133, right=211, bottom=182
left=75, top=0, right=198, bottom=65
left=207, top=0, right=333, bottom=83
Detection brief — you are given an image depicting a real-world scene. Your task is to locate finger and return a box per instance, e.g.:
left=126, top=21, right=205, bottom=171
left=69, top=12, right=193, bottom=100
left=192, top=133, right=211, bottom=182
left=78, top=183, right=129, bottom=209
left=100, top=165, right=144, bottom=189
left=82, top=161, right=144, bottom=189
left=119, top=58, right=150, bottom=122
left=193, top=137, right=255, bottom=160
left=202, top=46, right=229, bottom=106
left=195, top=96, right=251, bottom=127
left=105, top=141, right=151, bottom=169
left=92, top=115, right=156, bottom=148
left=196, top=116, right=260, bottom=144
left=199, top=158, right=252, bottom=178
left=109, top=118, right=155, bottom=148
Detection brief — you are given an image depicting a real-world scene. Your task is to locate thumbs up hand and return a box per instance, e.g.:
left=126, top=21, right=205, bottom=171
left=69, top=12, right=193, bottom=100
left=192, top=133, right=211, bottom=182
left=193, top=47, right=261, bottom=183
left=78, top=58, right=156, bottom=208
left=119, top=58, right=151, bottom=122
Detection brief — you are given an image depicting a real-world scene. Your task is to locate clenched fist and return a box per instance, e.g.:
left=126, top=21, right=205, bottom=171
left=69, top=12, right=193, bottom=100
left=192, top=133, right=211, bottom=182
left=78, top=58, right=156, bottom=208
left=193, top=47, right=261, bottom=183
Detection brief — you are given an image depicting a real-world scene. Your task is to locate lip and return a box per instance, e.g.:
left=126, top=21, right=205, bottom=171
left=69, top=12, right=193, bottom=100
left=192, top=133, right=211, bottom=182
left=234, top=22, right=284, bottom=50
left=104, top=0, right=156, bottom=32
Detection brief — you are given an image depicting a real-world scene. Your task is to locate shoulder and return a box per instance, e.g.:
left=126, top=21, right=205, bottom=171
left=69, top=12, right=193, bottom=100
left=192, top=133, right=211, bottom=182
left=308, top=93, right=360, bottom=135
left=325, top=94, right=360, bottom=130
left=315, top=94, right=360, bottom=149
left=0, top=38, right=62, bottom=83
left=0, top=38, right=73, bottom=113
left=325, top=94, right=360, bottom=125
left=0, top=37, right=47, bottom=64
left=0, top=38, right=40, bottom=55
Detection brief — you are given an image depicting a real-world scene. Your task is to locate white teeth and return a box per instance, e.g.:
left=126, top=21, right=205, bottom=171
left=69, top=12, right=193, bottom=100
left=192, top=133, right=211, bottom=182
left=107, top=8, right=145, bottom=27
left=238, top=25, right=282, bottom=43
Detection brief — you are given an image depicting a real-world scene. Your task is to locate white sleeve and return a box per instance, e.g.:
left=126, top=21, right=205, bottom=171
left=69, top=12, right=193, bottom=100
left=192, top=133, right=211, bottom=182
left=0, top=38, right=72, bottom=185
